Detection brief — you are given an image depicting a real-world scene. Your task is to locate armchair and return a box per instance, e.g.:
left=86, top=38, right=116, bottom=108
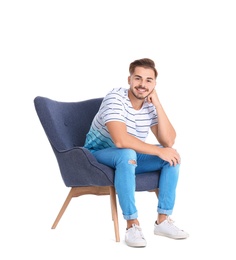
left=34, top=96, right=160, bottom=242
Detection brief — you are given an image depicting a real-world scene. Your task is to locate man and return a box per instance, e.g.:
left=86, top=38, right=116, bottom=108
left=84, top=58, right=189, bottom=247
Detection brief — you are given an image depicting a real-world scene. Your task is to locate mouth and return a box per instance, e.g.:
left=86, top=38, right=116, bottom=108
left=135, top=87, right=147, bottom=93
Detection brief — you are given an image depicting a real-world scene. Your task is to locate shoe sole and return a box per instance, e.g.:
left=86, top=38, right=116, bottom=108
left=154, top=231, right=189, bottom=239
left=125, top=241, right=147, bottom=247
left=126, top=244, right=147, bottom=247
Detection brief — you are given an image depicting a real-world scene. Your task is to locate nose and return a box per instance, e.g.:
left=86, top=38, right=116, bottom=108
left=139, top=79, right=145, bottom=88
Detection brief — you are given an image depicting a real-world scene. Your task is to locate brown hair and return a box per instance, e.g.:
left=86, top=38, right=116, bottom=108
left=129, top=58, right=158, bottom=78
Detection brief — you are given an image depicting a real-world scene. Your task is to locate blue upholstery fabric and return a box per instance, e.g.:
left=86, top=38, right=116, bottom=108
left=34, top=96, right=160, bottom=190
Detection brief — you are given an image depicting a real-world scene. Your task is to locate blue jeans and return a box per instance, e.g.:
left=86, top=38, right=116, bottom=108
left=93, top=147, right=180, bottom=220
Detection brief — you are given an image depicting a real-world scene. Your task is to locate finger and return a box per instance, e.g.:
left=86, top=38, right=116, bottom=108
left=172, top=157, right=179, bottom=166
left=169, top=159, right=174, bottom=166
left=176, top=157, right=181, bottom=165
left=174, top=157, right=179, bottom=164
left=147, top=95, right=151, bottom=103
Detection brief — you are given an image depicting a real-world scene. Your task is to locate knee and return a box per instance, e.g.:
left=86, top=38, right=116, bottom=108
left=163, top=160, right=180, bottom=168
left=118, top=149, right=137, bottom=165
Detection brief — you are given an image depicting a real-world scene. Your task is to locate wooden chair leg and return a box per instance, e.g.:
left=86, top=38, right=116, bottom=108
left=51, top=188, right=74, bottom=229
left=109, top=186, right=120, bottom=242
left=51, top=186, right=120, bottom=242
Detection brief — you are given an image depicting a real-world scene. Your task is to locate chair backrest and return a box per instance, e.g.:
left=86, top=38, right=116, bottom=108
left=34, top=96, right=103, bottom=151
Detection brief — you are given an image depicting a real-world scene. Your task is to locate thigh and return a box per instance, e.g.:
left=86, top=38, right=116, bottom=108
left=93, top=147, right=136, bottom=168
left=136, top=152, right=165, bottom=174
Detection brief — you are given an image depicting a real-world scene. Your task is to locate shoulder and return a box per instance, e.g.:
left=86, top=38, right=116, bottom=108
left=106, top=87, right=127, bottom=98
left=103, top=88, right=128, bottom=104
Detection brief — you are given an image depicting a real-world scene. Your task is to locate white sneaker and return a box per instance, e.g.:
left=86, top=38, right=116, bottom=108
left=125, top=224, right=147, bottom=247
left=154, top=217, right=189, bottom=239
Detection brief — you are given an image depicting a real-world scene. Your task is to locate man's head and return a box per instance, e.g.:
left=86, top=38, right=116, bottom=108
left=129, top=58, right=158, bottom=79
left=128, top=58, right=158, bottom=101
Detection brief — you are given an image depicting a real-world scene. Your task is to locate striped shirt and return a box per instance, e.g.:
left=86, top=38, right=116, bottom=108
left=84, top=88, right=158, bottom=152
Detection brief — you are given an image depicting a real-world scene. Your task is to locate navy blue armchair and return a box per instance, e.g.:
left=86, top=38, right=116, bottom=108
left=34, top=96, right=160, bottom=242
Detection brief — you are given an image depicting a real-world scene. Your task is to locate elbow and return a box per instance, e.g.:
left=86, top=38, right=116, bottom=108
left=114, top=141, right=124, bottom=148
left=167, top=140, right=175, bottom=147
left=113, top=139, right=127, bottom=149
left=162, top=139, right=175, bottom=148
left=160, top=132, right=176, bottom=148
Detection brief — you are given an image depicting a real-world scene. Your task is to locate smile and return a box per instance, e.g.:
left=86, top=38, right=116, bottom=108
left=136, top=87, right=147, bottom=93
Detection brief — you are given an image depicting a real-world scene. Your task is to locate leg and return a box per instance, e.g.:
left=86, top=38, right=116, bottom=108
left=136, top=152, right=189, bottom=239
left=93, top=148, right=138, bottom=226
left=136, top=152, right=179, bottom=222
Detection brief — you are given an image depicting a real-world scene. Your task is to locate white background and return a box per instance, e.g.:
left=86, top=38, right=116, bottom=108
left=1, top=0, right=236, bottom=259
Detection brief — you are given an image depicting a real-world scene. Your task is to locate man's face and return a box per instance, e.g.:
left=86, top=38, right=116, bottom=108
left=128, top=66, right=156, bottom=100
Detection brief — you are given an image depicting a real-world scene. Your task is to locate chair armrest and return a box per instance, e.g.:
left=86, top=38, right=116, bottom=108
left=52, top=146, right=115, bottom=187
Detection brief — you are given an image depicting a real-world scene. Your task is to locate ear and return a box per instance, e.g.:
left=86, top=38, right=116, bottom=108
left=128, top=76, right=131, bottom=85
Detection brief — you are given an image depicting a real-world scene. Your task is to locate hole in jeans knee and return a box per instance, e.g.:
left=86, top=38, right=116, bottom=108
left=128, top=159, right=136, bottom=165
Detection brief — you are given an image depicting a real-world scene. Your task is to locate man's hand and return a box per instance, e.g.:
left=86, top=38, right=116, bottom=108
left=157, top=147, right=181, bottom=166
left=147, top=88, right=160, bottom=107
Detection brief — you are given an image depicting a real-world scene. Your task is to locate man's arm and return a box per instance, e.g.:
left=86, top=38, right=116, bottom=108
left=148, top=89, right=176, bottom=147
left=106, top=121, right=180, bottom=166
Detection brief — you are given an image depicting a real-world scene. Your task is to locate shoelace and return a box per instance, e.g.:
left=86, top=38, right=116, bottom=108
left=131, top=224, right=145, bottom=239
left=166, top=217, right=184, bottom=232
left=166, top=216, right=175, bottom=224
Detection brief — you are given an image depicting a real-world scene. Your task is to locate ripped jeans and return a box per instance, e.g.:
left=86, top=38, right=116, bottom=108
left=92, top=147, right=180, bottom=220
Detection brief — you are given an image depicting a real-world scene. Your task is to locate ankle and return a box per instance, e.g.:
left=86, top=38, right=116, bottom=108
left=157, top=214, right=167, bottom=224
left=127, top=219, right=139, bottom=229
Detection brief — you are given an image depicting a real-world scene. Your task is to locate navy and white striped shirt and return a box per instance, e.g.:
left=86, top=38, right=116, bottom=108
left=84, top=88, right=158, bottom=152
